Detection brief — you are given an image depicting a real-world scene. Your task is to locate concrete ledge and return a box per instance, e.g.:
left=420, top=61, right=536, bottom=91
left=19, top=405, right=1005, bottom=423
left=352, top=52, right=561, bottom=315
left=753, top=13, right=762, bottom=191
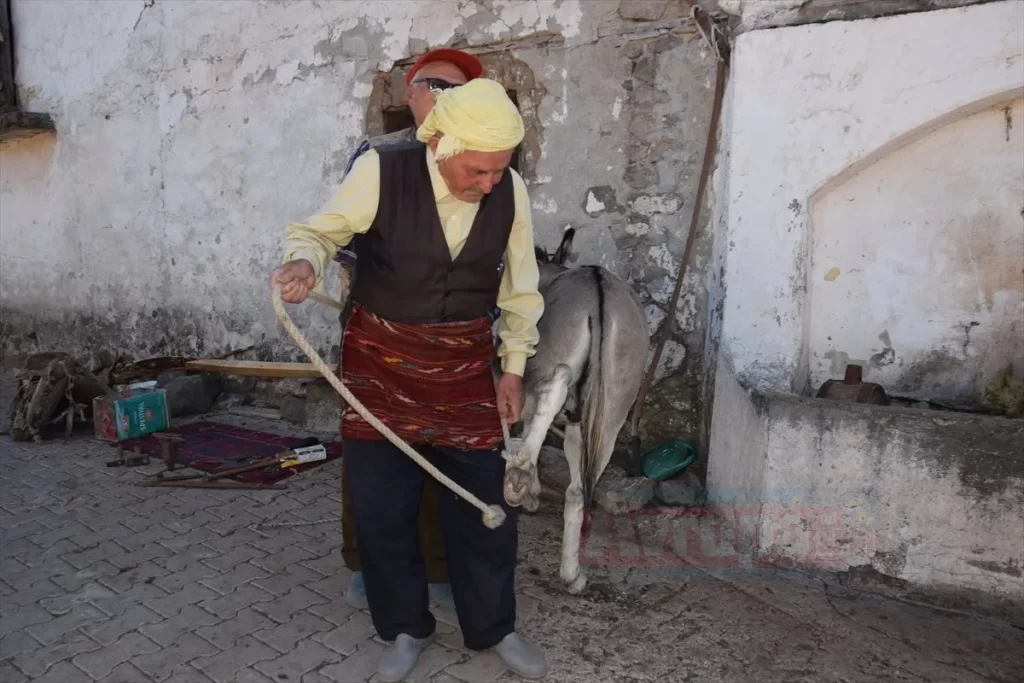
left=0, top=110, right=56, bottom=142
left=709, top=362, right=1024, bottom=620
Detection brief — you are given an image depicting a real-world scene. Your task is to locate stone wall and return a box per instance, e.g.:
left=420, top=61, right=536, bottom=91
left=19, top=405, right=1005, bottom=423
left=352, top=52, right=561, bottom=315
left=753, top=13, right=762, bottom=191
left=0, top=0, right=720, bottom=448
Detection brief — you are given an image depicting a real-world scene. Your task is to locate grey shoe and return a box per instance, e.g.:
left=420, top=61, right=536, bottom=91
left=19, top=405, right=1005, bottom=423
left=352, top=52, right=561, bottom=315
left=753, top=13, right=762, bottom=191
left=378, top=632, right=435, bottom=682
left=495, top=632, right=547, bottom=679
left=345, top=571, right=369, bottom=610
left=428, top=582, right=455, bottom=611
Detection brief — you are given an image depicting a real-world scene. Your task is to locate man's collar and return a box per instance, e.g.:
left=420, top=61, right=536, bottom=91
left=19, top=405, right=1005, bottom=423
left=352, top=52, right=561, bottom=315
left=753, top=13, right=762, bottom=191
left=425, top=146, right=454, bottom=202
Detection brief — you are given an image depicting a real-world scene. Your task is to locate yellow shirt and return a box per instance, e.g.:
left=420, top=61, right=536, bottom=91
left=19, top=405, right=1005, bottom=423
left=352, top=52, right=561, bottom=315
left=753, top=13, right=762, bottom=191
left=283, top=146, right=544, bottom=377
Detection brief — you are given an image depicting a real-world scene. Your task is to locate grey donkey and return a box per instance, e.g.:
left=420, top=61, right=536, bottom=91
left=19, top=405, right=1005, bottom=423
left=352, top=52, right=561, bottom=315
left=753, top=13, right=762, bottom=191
left=503, top=228, right=650, bottom=594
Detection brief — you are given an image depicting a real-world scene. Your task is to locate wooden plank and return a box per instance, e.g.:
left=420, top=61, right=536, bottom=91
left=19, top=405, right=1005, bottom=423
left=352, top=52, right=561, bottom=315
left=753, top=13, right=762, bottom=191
left=185, top=359, right=324, bottom=379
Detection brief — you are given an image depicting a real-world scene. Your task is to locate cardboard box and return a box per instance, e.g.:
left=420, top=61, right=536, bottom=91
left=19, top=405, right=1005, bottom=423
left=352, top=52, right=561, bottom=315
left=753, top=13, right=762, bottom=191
left=93, top=389, right=170, bottom=442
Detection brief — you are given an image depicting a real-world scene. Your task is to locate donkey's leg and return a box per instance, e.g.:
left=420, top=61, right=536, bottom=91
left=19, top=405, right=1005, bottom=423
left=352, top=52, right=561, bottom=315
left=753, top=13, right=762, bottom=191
left=504, top=364, right=572, bottom=509
left=560, top=421, right=588, bottom=594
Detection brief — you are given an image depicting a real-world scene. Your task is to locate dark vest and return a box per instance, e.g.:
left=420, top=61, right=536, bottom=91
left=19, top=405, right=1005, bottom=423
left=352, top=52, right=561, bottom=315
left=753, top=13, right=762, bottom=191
left=349, top=142, right=515, bottom=324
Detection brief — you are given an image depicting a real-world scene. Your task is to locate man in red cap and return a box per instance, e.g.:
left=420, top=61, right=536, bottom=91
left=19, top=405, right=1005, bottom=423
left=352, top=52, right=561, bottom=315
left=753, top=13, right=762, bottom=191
left=334, top=47, right=484, bottom=614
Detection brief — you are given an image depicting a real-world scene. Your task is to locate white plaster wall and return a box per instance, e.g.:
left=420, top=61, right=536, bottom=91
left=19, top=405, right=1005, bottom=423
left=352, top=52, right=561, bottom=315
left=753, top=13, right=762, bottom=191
left=719, top=0, right=1024, bottom=393
left=0, top=0, right=617, bottom=358
left=808, top=98, right=1024, bottom=402
left=705, top=355, right=767, bottom=555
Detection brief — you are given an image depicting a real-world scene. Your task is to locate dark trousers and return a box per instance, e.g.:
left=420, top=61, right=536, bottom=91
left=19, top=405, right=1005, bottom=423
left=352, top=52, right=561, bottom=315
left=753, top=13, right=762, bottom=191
left=344, top=438, right=518, bottom=650
left=341, top=466, right=449, bottom=583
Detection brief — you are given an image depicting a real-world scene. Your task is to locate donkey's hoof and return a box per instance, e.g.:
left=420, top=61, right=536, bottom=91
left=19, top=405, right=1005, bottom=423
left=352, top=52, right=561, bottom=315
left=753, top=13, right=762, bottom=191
left=503, top=467, right=531, bottom=507
left=522, top=492, right=540, bottom=513
left=563, top=570, right=587, bottom=595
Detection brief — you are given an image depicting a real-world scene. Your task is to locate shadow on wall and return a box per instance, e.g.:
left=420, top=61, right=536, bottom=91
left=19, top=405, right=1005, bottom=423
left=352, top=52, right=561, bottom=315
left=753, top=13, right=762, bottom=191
left=803, top=95, right=1024, bottom=409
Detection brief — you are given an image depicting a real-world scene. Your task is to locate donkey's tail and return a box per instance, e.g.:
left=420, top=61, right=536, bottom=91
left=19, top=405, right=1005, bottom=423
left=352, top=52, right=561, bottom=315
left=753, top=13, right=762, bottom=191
left=580, top=267, right=614, bottom=507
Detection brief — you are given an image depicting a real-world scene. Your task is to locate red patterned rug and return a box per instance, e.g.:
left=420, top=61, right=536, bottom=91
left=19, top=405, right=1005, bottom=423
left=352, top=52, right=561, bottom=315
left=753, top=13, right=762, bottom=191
left=113, top=421, right=342, bottom=484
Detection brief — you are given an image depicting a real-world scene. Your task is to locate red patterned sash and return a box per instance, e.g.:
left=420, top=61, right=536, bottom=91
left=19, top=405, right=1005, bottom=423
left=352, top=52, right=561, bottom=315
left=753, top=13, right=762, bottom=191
left=337, top=303, right=503, bottom=451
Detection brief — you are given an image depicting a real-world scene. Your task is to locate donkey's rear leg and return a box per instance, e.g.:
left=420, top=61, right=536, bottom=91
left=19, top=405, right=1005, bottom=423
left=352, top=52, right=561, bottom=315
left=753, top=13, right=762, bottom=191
left=560, top=422, right=588, bottom=594
left=504, top=364, right=572, bottom=510
left=563, top=408, right=631, bottom=594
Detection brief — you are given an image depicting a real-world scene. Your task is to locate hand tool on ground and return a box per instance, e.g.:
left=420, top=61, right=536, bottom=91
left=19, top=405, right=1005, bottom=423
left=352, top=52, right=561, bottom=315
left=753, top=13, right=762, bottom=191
left=272, top=283, right=508, bottom=530
left=153, top=440, right=328, bottom=483
left=136, top=479, right=288, bottom=490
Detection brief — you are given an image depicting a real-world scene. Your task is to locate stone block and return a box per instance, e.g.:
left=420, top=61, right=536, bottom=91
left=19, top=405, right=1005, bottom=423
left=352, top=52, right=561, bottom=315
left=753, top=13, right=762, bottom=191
left=160, top=372, right=223, bottom=417
left=537, top=446, right=570, bottom=491
left=654, top=470, right=706, bottom=506
left=619, top=0, right=670, bottom=21
left=595, top=466, right=655, bottom=515
left=278, top=394, right=306, bottom=423
left=305, top=380, right=341, bottom=434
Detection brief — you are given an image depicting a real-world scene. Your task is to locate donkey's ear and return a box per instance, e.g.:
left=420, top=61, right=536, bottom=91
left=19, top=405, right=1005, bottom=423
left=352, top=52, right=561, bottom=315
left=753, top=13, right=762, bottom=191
left=534, top=246, right=549, bottom=263
left=552, top=228, right=575, bottom=266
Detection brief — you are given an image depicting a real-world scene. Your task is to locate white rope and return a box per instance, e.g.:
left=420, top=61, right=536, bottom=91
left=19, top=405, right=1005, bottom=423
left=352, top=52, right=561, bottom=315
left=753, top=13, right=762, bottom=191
left=272, top=284, right=506, bottom=530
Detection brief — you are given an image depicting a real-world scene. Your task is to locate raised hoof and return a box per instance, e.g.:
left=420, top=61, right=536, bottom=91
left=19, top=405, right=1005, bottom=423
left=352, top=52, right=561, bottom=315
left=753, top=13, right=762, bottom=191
left=522, top=493, right=540, bottom=513
left=503, top=467, right=532, bottom=507
left=563, top=570, right=587, bottom=595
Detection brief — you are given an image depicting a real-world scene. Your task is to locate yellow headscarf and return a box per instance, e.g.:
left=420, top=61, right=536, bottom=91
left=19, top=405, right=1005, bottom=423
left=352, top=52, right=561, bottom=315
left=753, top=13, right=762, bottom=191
left=415, top=78, right=524, bottom=160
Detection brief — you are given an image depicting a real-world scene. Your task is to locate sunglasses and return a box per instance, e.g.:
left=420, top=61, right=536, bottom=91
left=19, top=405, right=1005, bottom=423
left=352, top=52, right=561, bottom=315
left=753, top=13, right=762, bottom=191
left=410, top=77, right=461, bottom=94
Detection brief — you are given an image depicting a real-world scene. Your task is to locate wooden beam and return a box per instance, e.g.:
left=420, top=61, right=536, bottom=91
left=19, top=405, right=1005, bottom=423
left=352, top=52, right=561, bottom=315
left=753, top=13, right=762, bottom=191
left=185, top=359, right=325, bottom=379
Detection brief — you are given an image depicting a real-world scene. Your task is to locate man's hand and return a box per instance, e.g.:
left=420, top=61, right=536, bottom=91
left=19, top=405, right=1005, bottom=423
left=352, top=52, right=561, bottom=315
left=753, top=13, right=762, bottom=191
left=496, top=372, right=525, bottom=425
left=270, top=259, right=316, bottom=304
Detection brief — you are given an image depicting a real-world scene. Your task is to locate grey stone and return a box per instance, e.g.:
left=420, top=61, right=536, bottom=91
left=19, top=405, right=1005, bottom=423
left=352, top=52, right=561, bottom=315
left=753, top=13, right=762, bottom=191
left=619, top=0, right=670, bottom=22
left=317, top=641, right=385, bottom=683
left=27, top=660, right=91, bottom=683
left=10, top=632, right=100, bottom=678
left=312, top=611, right=375, bottom=656
left=192, top=636, right=278, bottom=682
left=72, top=632, right=161, bottom=679
left=445, top=651, right=509, bottom=682
left=252, top=609, right=333, bottom=653
left=142, top=583, right=218, bottom=618
left=0, top=628, right=42, bottom=661
left=537, top=446, right=570, bottom=491
left=198, top=585, right=276, bottom=621
left=279, top=394, right=306, bottom=423
left=252, top=563, right=322, bottom=597
left=254, top=639, right=341, bottom=680
left=198, top=561, right=270, bottom=596
left=130, top=633, right=219, bottom=680
left=305, top=379, right=341, bottom=434
left=196, top=606, right=276, bottom=650
left=160, top=372, right=224, bottom=417
left=254, top=586, right=328, bottom=623
left=28, top=604, right=107, bottom=645
left=83, top=604, right=165, bottom=646
left=594, top=466, right=655, bottom=515
left=139, top=604, right=221, bottom=647
left=95, top=662, right=150, bottom=683
left=654, top=470, right=706, bottom=506
left=0, top=660, right=29, bottom=683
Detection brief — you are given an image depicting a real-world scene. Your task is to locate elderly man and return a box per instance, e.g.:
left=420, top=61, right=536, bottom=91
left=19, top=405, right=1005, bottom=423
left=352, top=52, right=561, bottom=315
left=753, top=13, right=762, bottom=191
left=335, top=47, right=484, bottom=615
left=271, top=79, right=547, bottom=681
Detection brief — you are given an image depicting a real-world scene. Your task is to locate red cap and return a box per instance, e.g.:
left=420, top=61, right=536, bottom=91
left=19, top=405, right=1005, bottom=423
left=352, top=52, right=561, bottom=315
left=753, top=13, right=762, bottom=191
left=406, top=48, right=484, bottom=85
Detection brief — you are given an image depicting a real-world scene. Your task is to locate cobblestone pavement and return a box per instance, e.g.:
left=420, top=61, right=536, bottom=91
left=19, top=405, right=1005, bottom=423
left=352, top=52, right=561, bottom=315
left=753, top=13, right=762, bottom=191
left=1, top=411, right=1022, bottom=682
